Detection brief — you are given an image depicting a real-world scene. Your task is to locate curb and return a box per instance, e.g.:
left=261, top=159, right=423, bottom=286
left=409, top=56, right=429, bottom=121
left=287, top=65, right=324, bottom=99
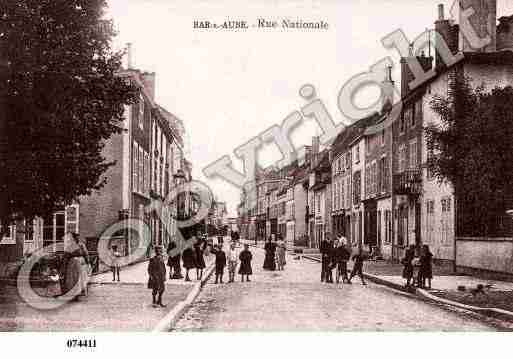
left=302, top=254, right=513, bottom=322
left=152, top=259, right=216, bottom=332
left=417, top=288, right=513, bottom=321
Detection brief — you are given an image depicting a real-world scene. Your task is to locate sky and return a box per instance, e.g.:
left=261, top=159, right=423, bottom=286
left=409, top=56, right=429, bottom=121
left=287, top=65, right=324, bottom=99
left=106, top=0, right=513, bottom=216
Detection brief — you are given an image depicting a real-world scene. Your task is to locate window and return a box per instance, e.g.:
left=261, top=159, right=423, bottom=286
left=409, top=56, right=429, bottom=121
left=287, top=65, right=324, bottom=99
left=409, top=140, right=417, bottom=169
left=154, top=158, right=158, bottom=192
left=138, top=94, right=144, bottom=130
left=159, top=161, right=163, bottom=195
left=427, top=200, right=435, bottom=214
left=441, top=198, right=451, bottom=213
left=427, top=148, right=435, bottom=181
left=346, top=177, right=351, bottom=208
left=402, top=107, right=412, bottom=132
left=145, top=153, right=150, bottom=194
left=333, top=182, right=338, bottom=210
left=400, top=113, right=406, bottom=133
left=354, top=145, right=360, bottom=164
left=133, top=142, right=139, bottom=193
left=381, top=129, right=386, bottom=147
left=414, top=100, right=422, bottom=126
left=372, top=162, right=378, bottom=195
left=139, top=147, right=144, bottom=193
left=339, top=179, right=344, bottom=209
left=384, top=210, right=392, bottom=244
left=399, top=144, right=407, bottom=173
left=23, top=219, right=35, bottom=242
left=65, top=205, right=79, bottom=234
left=353, top=171, right=361, bottom=205
left=364, top=164, right=370, bottom=198
left=379, top=157, right=385, bottom=193
left=346, top=152, right=351, bottom=169
left=1, top=225, right=15, bottom=245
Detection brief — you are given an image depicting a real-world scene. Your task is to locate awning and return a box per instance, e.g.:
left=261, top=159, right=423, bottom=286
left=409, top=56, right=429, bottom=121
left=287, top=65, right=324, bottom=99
left=364, top=102, right=403, bottom=136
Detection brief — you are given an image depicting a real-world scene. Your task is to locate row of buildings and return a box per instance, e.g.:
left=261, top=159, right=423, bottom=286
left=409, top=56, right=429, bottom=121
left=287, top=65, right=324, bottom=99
left=238, top=1, right=513, bottom=276
left=0, top=47, right=204, bottom=275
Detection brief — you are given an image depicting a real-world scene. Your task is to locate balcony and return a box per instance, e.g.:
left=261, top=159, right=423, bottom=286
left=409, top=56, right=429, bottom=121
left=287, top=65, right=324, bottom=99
left=393, top=169, right=421, bottom=196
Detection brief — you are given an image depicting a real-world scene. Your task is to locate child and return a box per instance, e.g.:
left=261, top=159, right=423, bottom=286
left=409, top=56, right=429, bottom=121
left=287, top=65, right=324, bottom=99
left=275, top=240, right=286, bottom=271
left=214, top=245, right=227, bottom=284
left=46, top=268, right=62, bottom=297
left=111, top=245, right=121, bottom=282
left=238, top=244, right=253, bottom=282
left=227, top=242, right=238, bottom=283
left=348, top=250, right=367, bottom=285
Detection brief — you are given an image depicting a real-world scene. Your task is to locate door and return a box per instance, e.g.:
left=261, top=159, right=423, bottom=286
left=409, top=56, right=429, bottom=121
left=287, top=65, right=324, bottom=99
left=377, top=210, right=382, bottom=252
left=415, top=201, right=421, bottom=247
left=358, top=211, right=363, bottom=249
left=43, top=210, right=65, bottom=252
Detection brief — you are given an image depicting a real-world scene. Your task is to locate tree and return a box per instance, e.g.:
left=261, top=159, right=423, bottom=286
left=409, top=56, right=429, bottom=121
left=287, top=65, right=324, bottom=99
left=0, top=0, right=137, bottom=239
left=426, top=74, right=513, bottom=236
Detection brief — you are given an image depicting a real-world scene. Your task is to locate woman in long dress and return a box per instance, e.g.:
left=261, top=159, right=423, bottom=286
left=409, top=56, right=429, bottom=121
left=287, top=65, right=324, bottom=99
left=194, top=237, right=206, bottom=280
left=263, top=236, right=276, bottom=271
left=419, top=244, right=433, bottom=289
left=402, top=244, right=415, bottom=288
left=62, top=232, right=90, bottom=300
left=182, top=246, right=196, bottom=282
left=239, top=244, right=253, bottom=282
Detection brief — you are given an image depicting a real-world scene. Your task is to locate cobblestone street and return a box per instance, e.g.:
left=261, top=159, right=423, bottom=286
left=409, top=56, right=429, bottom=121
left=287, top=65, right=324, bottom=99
left=174, top=247, right=503, bottom=331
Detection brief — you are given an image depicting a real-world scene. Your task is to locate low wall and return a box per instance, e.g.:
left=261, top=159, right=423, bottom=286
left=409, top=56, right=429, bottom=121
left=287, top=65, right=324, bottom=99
left=456, top=237, right=513, bottom=275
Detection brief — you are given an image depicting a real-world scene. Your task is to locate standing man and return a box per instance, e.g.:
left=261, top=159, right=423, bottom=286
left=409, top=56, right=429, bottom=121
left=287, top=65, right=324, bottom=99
left=167, top=239, right=183, bottom=280
left=227, top=242, right=239, bottom=283
left=148, top=246, right=167, bottom=308
left=319, top=233, right=333, bottom=283
left=111, top=245, right=122, bottom=282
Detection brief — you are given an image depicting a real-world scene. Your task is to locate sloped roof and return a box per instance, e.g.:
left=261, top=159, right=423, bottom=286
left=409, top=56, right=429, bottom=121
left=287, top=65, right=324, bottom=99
left=332, top=112, right=380, bottom=157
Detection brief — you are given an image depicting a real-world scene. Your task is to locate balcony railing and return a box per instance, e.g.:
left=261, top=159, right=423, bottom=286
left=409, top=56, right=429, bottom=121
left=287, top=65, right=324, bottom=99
left=393, top=169, right=421, bottom=196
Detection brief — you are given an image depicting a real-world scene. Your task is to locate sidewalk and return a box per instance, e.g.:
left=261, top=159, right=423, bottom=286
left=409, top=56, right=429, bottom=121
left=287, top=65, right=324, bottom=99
left=298, top=251, right=513, bottom=320
left=0, top=249, right=216, bottom=331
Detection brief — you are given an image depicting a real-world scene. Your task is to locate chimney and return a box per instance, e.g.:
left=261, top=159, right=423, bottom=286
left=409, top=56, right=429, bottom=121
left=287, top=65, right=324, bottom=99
left=127, top=42, right=133, bottom=69
left=300, top=145, right=312, bottom=167
left=381, top=65, right=394, bottom=112
left=459, top=0, right=497, bottom=53
left=438, top=3, right=444, bottom=21
left=435, top=4, right=460, bottom=69
left=497, top=15, right=513, bottom=51
left=400, top=53, right=433, bottom=97
left=311, top=136, right=320, bottom=170
left=142, top=72, right=156, bottom=100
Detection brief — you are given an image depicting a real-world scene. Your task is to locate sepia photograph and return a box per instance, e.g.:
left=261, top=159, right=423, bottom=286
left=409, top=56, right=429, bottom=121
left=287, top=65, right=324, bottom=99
left=1, top=0, right=513, bottom=354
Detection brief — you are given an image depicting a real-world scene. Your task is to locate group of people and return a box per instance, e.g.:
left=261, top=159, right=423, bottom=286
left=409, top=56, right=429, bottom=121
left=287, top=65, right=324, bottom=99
left=42, top=232, right=91, bottom=300
left=211, top=242, right=253, bottom=284
left=166, top=235, right=208, bottom=282
left=320, top=234, right=367, bottom=285
left=147, top=237, right=254, bottom=307
left=262, top=234, right=286, bottom=271
left=401, top=244, right=433, bottom=289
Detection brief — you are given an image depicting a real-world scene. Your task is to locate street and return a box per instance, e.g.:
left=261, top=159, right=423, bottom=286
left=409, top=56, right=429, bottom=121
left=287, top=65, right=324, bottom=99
left=174, top=247, right=498, bottom=331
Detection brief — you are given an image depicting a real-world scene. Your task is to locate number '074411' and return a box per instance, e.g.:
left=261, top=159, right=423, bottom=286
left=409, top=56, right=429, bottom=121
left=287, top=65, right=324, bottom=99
left=66, top=339, right=97, bottom=349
